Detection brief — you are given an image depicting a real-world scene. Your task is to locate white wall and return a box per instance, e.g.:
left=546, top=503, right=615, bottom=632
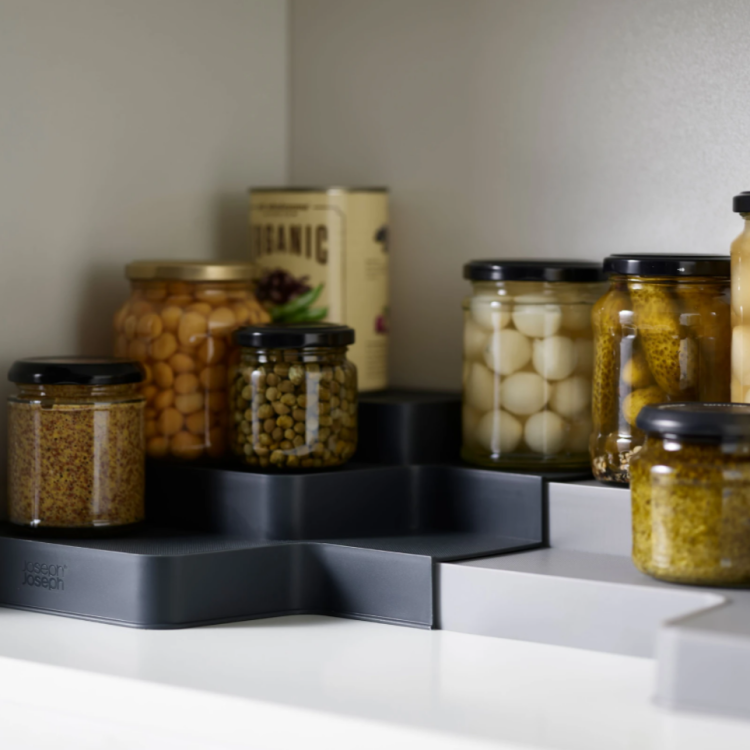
left=0, top=0, right=288, bottom=494
left=290, top=0, right=750, bottom=389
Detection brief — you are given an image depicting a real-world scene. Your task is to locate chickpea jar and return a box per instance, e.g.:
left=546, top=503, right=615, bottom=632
left=632, top=403, right=750, bottom=586
left=462, top=260, right=606, bottom=470
left=230, top=323, right=357, bottom=469
left=592, top=255, right=731, bottom=485
left=8, top=358, right=146, bottom=535
left=114, top=261, right=270, bottom=460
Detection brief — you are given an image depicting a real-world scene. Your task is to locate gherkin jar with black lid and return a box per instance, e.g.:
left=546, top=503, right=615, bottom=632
left=632, top=403, right=750, bottom=586
left=462, top=260, right=607, bottom=470
left=230, top=323, right=357, bottom=469
left=7, top=357, right=146, bottom=534
left=592, top=254, right=731, bottom=485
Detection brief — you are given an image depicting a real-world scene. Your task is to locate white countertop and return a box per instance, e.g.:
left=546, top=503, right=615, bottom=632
left=1, top=608, right=750, bottom=749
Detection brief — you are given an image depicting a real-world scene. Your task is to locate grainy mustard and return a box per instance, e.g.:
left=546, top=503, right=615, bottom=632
left=7, top=359, right=145, bottom=533
left=631, top=403, right=750, bottom=586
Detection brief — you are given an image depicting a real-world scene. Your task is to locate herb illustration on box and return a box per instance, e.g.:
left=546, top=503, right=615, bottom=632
left=256, top=269, right=328, bottom=323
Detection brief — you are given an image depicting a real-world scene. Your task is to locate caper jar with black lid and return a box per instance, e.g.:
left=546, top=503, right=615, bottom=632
left=230, top=323, right=357, bottom=469
left=631, top=403, right=750, bottom=586
left=7, top=357, right=146, bottom=535
left=592, top=254, right=731, bottom=485
left=462, top=260, right=607, bottom=470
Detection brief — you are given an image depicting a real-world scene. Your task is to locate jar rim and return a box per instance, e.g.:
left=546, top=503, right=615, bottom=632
left=603, top=254, right=730, bottom=278
left=464, top=259, right=605, bottom=283
left=637, top=403, right=750, bottom=443
left=8, top=358, right=145, bottom=386
left=126, top=261, right=256, bottom=282
left=235, top=323, right=355, bottom=349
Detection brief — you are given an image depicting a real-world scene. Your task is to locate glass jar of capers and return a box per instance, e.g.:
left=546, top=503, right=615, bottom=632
left=230, top=324, right=358, bottom=469
left=632, top=403, right=750, bottom=586
left=592, top=255, right=731, bottom=485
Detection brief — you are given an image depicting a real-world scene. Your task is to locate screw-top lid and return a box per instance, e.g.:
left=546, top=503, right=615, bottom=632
left=234, top=323, right=355, bottom=349
left=637, top=403, right=750, bottom=443
left=250, top=186, right=388, bottom=194
left=603, top=254, right=730, bottom=277
left=8, top=357, right=145, bottom=386
left=464, top=260, right=605, bottom=283
left=126, top=261, right=256, bottom=282
left=733, top=191, right=750, bottom=213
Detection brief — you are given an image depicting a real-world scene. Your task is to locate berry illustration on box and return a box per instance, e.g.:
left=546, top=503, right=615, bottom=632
left=256, top=269, right=328, bottom=323
left=375, top=306, right=389, bottom=334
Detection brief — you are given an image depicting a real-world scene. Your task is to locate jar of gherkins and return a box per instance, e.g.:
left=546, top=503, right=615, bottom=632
left=632, top=403, right=750, bottom=586
left=462, top=260, right=607, bottom=470
left=592, top=255, right=731, bottom=484
left=230, top=323, right=357, bottom=469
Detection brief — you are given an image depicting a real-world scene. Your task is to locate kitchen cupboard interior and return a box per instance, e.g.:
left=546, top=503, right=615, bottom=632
left=3, top=0, right=750, bottom=740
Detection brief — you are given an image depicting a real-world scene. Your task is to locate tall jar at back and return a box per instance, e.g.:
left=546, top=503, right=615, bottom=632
left=462, top=260, right=607, bottom=470
left=591, top=255, right=731, bottom=485
left=113, top=262, right=270, bottom=461
left=731, top=192, right=750, bottom=401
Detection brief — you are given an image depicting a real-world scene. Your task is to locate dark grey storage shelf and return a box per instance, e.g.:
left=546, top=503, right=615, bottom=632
left=145, top=462, right=545, bottom=541
left=0, top=390, right=584, bottom=630
left=0, top=521, right=539, bottom=630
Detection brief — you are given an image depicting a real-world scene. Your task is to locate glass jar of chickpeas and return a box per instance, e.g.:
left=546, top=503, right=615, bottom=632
left=230, top=324, right=358, bottom=469
left=462, top=260, right=607, bottom=471
left=114, top=261, right=270, bottom=460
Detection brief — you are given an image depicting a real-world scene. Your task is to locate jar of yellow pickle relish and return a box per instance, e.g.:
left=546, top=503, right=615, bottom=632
left=592, top=255, right=731, bottom=485
left=632, top=403, right=750, bottom=586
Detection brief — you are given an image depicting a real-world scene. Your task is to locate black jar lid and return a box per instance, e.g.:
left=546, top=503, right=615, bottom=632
left=464, top=260, right=605, bottom=283
left=235, top=323, right=355, bottom=349
left=603, top=254, right=730, bottom=277
left=8, top=357, right=145, bottom=386
left=733, top=191, right=750, bottom=212
left=637, top=403, right=750, bottom=443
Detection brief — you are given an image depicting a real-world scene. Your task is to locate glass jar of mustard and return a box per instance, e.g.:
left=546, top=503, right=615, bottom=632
left=462, top=260, right=607, bottom=470
left=631, top=403, right=750, bottom=586
left=114, top=261, right=270, bottom=461
left=8, top=358, right=146, bottom=535
left=230, top=323, right=357, bottom=470
left=592, top=255, right=731, bottom=485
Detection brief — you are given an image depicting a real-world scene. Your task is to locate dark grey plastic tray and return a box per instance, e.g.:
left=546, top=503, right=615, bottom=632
left=0, top=390, right=565, bottom=629
left=0, top=464, right=542, bottom=629
left=355, top=390, right=462, bottom=465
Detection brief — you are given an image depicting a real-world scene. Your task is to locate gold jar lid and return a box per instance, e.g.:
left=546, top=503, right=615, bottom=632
left=126, top=261, right=256, bottom=282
